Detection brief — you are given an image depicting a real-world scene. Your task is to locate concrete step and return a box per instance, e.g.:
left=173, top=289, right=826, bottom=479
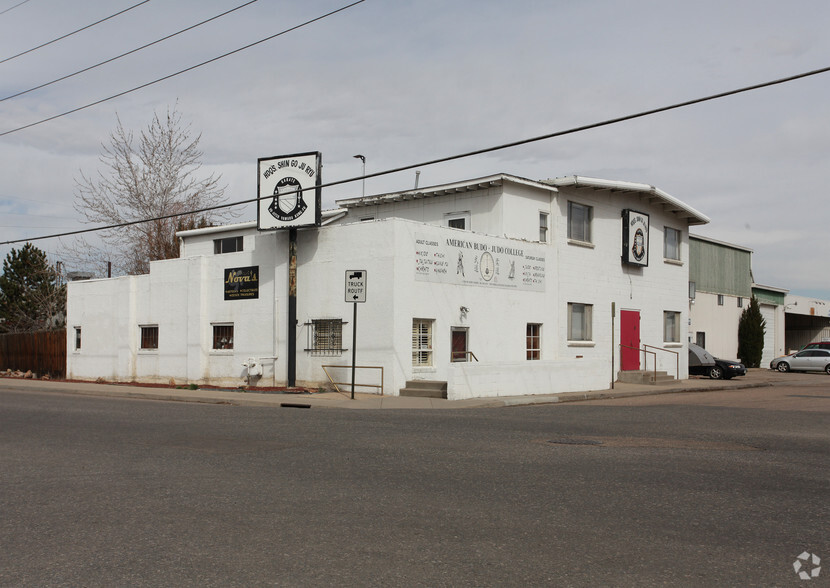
left=617, top=370, right=676, bottom=385
left=399, top=380, right=448, bottom=399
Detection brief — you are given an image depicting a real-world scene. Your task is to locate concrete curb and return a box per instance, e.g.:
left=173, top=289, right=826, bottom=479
left=0, top=370, right=787, bottom=410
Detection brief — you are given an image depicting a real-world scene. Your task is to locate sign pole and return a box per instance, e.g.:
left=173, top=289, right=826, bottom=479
left=344, top=270, right=367, bottom=400
left=351, top=301, right=357, bottom=400
left=288, top=228, right=297, bottom=387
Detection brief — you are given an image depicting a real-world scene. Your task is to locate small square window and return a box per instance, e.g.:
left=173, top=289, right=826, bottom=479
left=567, top=303, right=592, bottom=341
left=307, top=319, right=344, bottom=356
left=567, top=202, right=592, bottom=243
left=526, top=323, right=541, bottom=360
left=212, top=324, right=234, bottom=350
left=140, top=326, right=158, bottom=350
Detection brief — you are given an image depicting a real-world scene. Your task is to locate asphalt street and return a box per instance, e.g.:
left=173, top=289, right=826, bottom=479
left=1, top=381, right=828, bottom=587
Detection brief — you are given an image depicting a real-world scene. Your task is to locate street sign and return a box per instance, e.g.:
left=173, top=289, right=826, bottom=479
left=345, top=270, right=367, bottom=303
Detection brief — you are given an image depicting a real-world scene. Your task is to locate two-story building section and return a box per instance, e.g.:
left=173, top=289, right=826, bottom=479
left=66, top=173, right=709, bottom=399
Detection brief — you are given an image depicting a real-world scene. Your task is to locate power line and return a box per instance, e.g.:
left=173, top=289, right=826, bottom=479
left=0, top=0, right=365, bottom=137
left=0, top=0, right=150, bottom=64
left=0, top=0, right=32, bottom=17
left=3, top=63, right=830, bottom=247
left=0, top=0, right=259, bottom=103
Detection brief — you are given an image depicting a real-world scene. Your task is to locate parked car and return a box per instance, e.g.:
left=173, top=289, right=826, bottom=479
left=802, top=341, right=830, bottom=351
left=688, top=343, right=747, bottom=380
left=770, top=349, right=830, bottom=373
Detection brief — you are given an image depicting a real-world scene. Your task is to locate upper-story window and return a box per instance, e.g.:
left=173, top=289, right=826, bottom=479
left=445, top=212, right=470, bottom=230
left=214, top=236, right=243, bottom=254
left=664, top=227, right=681, bottom=261
left=539, top=212, right=549, bottom=243
left=567, top=202, right=592, bottom=243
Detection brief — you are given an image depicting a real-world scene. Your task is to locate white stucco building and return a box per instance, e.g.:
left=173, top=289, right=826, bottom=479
left=66, top=173, right=709, bottom=399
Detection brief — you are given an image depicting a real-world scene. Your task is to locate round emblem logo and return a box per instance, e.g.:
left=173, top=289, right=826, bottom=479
left=632, top=228, right=645, bottom=262
left=268, top=176, right=308, bottom=222
left=479, top=251, right=495, bottom=281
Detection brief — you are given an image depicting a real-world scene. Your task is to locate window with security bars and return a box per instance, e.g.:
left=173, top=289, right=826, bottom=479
left=212, top=324, right=234, bottom=350
left=306, top=319, right=345, bottom=356
left=140, top=325, right=159, bottom=350
left=412, top=319, right=433, bottom=366
left=526, top=323, right=541, bottom=360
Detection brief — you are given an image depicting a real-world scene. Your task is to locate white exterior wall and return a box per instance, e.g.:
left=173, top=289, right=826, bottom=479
left=688, top=291, right=743, bottom=360
left=67, top=176, right=697, bottom=398
left=345, top=187, right=505, bottom=235
left=759, top=303, right=786, bottom=365
left=553, top=185, right=690, bottom=380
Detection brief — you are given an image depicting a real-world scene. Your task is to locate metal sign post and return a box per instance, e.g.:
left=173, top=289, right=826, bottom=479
left=345, top=270, right=367, bottom=399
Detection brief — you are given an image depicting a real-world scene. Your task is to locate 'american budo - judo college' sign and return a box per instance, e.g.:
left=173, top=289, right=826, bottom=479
left=257, top=151, right=322, bottom=230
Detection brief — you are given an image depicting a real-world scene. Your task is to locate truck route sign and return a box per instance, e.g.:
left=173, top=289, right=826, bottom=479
left=345, top=270, right=367, bottom=303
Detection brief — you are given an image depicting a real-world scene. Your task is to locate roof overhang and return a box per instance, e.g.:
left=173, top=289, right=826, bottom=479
left=690, top=233, right=753, bottom=253
left=547, top=175, right=710, bottom=226
left=335, top=173, right=556, bottom=209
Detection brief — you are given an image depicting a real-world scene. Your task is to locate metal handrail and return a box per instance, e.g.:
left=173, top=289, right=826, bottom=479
left=619, top=343, right=657, bottom=382
left=643, top=344, right=679, bottom=380
left=451, top=351, right=479, bottom=362
left=321, top=365, right=384, bottom=396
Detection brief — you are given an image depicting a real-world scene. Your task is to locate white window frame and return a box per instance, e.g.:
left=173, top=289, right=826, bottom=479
left=526, top=323, right=542, bottom=360
left=214, top=236, right=243, bottom=254
left=664, top=311, right=681, bottom=343
left=567, top=303, right=593, bottom=342
left=539, top=212, right=549, bottom=243
left=73, top=326, right=82, bottom=351
left=412, top=319, right=434, bottom=366
left=664, top=227, right=681, bottom=261
left=445, top=211, right=470, bottom=231
left=567, top=201, right=592, bottom=244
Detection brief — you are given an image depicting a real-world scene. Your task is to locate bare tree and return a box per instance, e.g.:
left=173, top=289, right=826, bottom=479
left=71, top=105, right=234, bottom=275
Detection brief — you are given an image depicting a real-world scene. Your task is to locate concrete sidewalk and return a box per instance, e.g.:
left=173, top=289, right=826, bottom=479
left=0, top=369, right=785, bottom=409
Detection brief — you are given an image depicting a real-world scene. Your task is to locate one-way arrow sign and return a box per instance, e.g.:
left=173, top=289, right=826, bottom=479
left=345, top=270, right=367, bottom=303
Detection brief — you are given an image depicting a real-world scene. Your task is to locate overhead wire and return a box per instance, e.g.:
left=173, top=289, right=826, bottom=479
left=3, top=63, right=830, bottom=247
left=0, top=0, right=32, bottom=17
left=0, top=0, right=150, bottom=64
left=0, top=0, right=259, bottom=103
left=0, top=0, right=366, bottom=137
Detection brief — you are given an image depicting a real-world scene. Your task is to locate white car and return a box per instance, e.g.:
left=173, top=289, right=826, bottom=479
left=770, top=349, right=830, bottom=373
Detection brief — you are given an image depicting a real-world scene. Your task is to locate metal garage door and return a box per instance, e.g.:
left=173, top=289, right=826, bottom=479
left=760, top=304, right=776, bottom=367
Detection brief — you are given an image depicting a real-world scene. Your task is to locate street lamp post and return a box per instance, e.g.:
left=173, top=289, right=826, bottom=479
left=353, top=154, right=365, bottom=198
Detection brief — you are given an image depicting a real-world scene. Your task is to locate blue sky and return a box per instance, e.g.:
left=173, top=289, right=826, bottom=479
left=1, top=0, right=829, bottom=297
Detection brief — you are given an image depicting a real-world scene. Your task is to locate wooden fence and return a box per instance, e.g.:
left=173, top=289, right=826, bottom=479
left=0, top=329, right=66, bottom=377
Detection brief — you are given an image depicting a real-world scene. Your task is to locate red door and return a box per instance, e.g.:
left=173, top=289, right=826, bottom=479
left=451, top=329, right=468, bottom=362
left=620, top=310, right=640, bottom=370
